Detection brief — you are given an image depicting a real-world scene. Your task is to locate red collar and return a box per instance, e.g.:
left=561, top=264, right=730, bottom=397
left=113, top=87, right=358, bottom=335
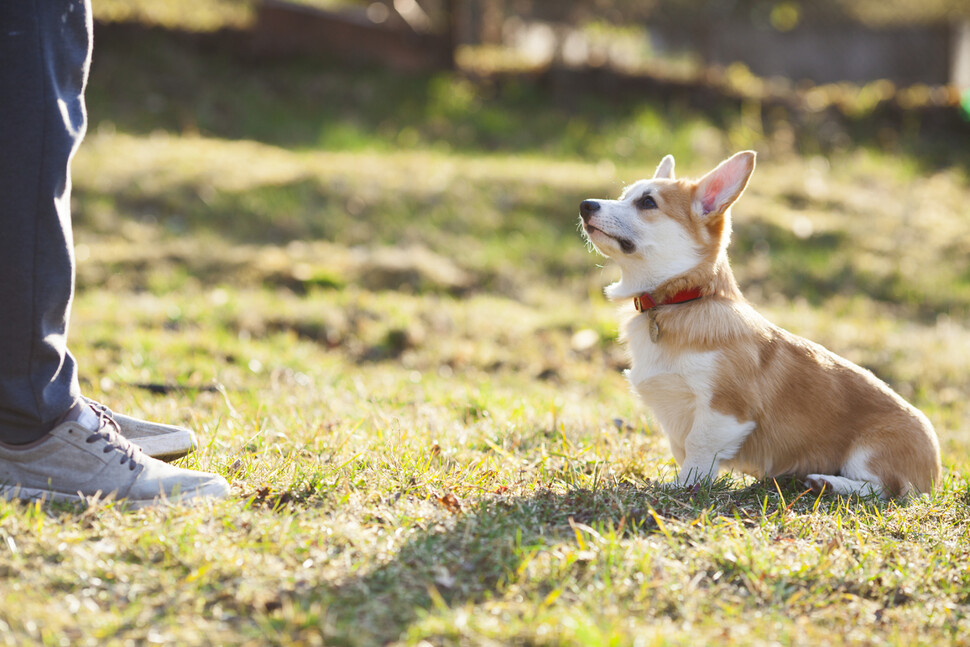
left=633, top=288, right=704, bottom=313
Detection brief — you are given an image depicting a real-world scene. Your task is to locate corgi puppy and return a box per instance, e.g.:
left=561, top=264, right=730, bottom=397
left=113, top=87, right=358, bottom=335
left=579, top=151, right=941, bottom=498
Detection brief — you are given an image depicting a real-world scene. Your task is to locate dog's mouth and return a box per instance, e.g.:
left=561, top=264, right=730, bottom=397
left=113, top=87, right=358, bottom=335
left=584, top=223, right=636, bottom=254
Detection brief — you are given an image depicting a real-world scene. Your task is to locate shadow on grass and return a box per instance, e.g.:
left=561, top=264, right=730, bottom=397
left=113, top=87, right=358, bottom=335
left=88, top=23, right=711, bottom=161
left=86, top=22, right=970, bottom=177
left=313, top=477, right=866, bottom=645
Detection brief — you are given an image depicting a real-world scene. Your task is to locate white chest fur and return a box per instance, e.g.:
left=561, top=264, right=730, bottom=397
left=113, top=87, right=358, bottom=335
left=622, top=311, right=756, bottom=481
left=624, top=314, right=718, bottom=386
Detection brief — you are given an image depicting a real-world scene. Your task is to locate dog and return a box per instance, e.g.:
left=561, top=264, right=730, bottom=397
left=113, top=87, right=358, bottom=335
left=579, top=151, right=941, bottom=498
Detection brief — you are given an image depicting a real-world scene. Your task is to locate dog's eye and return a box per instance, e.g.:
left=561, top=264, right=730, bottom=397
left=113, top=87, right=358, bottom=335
left=636, top=194, right=657, bottom=210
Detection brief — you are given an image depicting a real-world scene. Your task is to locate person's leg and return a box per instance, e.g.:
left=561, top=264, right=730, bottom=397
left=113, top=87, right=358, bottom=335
left=0, top=0, right=198, bottom=463
left=0, top=0, right=90, bottom=443
left=0, top=1, right=209, bottom=499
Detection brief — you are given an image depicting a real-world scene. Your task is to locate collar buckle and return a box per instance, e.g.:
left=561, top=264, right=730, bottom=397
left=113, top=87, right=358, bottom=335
left=633, top=293, right=656, bottom=313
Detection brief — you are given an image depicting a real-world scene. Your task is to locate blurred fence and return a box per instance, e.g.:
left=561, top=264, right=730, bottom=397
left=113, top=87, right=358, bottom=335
left=256, top=0, right=970, bottom=87
left=451, top=0, right=970, bottom=87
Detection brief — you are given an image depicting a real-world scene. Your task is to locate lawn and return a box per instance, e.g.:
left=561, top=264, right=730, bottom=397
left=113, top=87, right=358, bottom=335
left=1, top=12, right=970, bottom=646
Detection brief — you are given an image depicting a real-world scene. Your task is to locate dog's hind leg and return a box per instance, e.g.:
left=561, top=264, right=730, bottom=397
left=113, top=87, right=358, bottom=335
left=805, top=474, right=884, bottom=499
left=805, top=446, right=887, bottom=498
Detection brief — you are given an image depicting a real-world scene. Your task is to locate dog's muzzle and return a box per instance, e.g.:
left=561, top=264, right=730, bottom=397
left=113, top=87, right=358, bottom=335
left=579, top=200, right=635, bottom=254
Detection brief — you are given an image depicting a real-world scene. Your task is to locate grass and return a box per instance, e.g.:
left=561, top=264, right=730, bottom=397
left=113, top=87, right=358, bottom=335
left=2, top=13, right=970, bottom=646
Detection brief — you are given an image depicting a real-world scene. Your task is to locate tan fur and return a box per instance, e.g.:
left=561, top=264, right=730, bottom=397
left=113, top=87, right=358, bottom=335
left=581, top=152, right=942, bottom=498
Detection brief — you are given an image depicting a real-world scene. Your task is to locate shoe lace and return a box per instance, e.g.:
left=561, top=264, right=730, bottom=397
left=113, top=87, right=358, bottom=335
left=84, top=401, right=142, bottom=471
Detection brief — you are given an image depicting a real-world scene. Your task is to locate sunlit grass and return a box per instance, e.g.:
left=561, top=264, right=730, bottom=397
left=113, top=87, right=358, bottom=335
left=93, top=0, right=259, bottom=31
left=3, top=14, right=970, bottom=647
left=60, top=130, right=970, bottom=643
left=92, top=0, right=366, bottom=31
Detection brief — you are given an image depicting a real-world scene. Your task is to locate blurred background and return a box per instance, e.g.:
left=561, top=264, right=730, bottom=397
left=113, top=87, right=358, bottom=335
left=31, top=6, right=970, bottom=641
left=90, top=0, right=970, bottom=154
left=73, top=0, right=970, bottom=460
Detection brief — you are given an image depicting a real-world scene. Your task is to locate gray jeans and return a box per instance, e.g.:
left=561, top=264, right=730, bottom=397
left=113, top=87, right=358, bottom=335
left=0, top=0, right=91, bottom=442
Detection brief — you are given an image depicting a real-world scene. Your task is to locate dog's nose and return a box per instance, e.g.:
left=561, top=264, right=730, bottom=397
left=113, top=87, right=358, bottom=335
left=579, top=200, right=600, bottom=222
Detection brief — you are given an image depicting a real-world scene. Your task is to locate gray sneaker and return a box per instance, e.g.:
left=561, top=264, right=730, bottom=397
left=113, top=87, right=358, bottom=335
left=0, top=412, right=229, bottom=508
left=85, top=399, right=197, bottom=461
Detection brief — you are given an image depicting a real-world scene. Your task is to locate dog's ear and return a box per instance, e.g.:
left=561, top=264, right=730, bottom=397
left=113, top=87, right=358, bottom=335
left=654, top=155, right=676, bottom=180
left=693, top=151, right=756, bottom=218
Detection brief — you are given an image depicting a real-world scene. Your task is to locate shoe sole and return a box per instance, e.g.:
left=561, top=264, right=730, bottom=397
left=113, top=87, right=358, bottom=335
left=0, top=480, right=229, bottom=508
